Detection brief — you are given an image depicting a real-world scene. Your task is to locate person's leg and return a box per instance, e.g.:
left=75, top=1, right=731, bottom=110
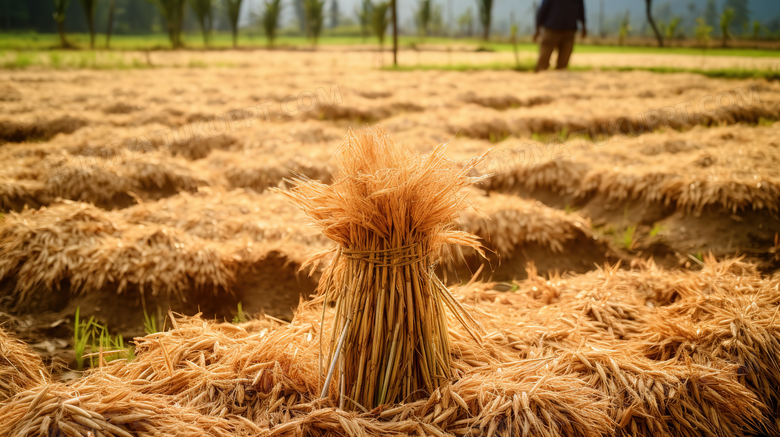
left=535, top=29, right=558, bottom=72
left=555, top=30, right=576, bottom=69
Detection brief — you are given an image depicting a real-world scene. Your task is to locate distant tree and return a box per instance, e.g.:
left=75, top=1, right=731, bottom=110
left=720, top=7, right=734, bottom=47
left=77, top=0, right=98, bottom=48
left=371, top=0, right=390, bottom=56
left=656, top=20, right=666, bottom=39
left=430, top=3, right=443, bottom=35
left=105, top=0, right=115, bottom=48
left=224, top=0, right=243, bottom=47
left=510, top=22, right=518, bottom=66
left=330, top=0, right=339, bottom=28
left=458, top=7, right=474, bottom=37
left=53, top=0, right=75, bottom=48
left=703, top=0, right=718, bottom=33
left=695, top=17, right=712, bottom=47
left=416, top=0, right=432, bottom=37
left=145, top=0, right=186, bottom=48
left=356, top=0, right=372, bottom=40
left=618, top=11, right=631, bottom=46
left=190, top=0, right=214, bottom=46
left=294, top=0, right=306, bottom=32
left=303, top=0, right=325, bottom=45
left=666, top=16, right=680, bottom=39
left=654, top=1, right=672, bottom=25
left=723, top=0, right=749, bottom=35
left=476, top=0, right=492, bottom=40
left=750, top=20, right=762, bottom=40
left=766, top=15, right=780, bottom=35
left=599, top=0, right=605, bottom=37
left=644, top=0, right=663, bottom=47
left=262, top=0, right=283, bottom=46
left=124, top=0, right=156, bottom=33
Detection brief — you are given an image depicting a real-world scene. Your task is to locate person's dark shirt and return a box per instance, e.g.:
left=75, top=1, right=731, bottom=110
left=536, top=0, right=585, bottom=31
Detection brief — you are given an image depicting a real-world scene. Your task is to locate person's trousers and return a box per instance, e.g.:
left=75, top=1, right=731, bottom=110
left=536, top=28, right=576, bottom=71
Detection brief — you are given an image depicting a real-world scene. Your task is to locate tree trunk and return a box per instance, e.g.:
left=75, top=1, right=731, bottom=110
left=232, top=29, right=238, bottom=48
left=175, top=2, right=185, bottom=48
left=391, top=0, right=397, bottom=66
left=645, top=0, right=663, bottom=47
left=200, top=17, right=208, bottom=47
left=57, top=21, right=71, bottom=48
left=88, top=21, right=95, bottom=49
left=106, top=0, right=115, bottom=49
left=482, top=18, right=489, bottom=40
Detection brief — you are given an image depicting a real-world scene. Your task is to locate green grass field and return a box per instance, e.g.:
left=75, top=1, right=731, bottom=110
left=382, top=62, right=780, bottom=81
left=1, top=31, right=779, bottom=58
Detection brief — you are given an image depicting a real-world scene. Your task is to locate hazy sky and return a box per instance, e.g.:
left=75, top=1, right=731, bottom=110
left=239, top=0, right=780, bottom=34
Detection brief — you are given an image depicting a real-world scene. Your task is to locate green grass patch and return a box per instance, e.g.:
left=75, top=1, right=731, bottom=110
left=383, top=61, right=589, bottom=73
left=601, top=65, right=780, bottom=81
left=143, top=307, right=161, bottom=335
left=621, top=225, right=637, bottom=251
left=73, top=307, right=94, bottom=371
left=649, top=223, right=666, bottom=238
left=74, top=307, right=134, bottom=371
left=382, top=62, right=779, bottom=81
left=0, top=50, right=232, bottom=70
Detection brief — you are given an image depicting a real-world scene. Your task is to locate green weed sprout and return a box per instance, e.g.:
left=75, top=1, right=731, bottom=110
left=233, top=302, right=247, bottom=324
left=649, top=223, right=666, bottom=238
left=143, top=308, right=159, bottom=335
left=621, top=225, right=637, bottom=250
left=73, top=307, right=95, bottom=371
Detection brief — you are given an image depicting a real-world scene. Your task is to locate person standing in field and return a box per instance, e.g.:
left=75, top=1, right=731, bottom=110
left=533, top=0, right=586, bottom=71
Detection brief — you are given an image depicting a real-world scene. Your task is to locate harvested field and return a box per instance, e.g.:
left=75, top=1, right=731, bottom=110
left=1, top=49, right=779, bottom=436
left=2, top=258, right=779, bottom=436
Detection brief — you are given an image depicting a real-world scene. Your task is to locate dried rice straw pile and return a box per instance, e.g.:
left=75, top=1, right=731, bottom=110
left=277, top=126, right=489, bottom=409
left=0, top=327, right=49, bottom=402
left=636, top=258, right=780, bottom=427
left=0, top=189, right=322, bottom=310
left=461, top=190, right=593, bottom=254
left=3, top=259, right=779, bottom=436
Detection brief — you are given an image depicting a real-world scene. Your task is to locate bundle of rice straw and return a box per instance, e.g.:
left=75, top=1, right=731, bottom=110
left=278, top=126, right=489, bottom=409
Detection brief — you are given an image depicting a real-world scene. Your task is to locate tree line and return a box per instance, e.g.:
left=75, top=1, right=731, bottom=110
left=635, top=0, right=778, bottom=47
left=5, top=0, right=778, bottom=50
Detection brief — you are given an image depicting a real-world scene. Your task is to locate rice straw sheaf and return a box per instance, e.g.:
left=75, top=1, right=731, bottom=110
left=276, top=126, right=491, bottom=410
left=0, top=327, right=49, bottom=402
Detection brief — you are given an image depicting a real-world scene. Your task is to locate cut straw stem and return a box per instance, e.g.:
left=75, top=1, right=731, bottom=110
left=321, top=316, right=351, bottom=399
